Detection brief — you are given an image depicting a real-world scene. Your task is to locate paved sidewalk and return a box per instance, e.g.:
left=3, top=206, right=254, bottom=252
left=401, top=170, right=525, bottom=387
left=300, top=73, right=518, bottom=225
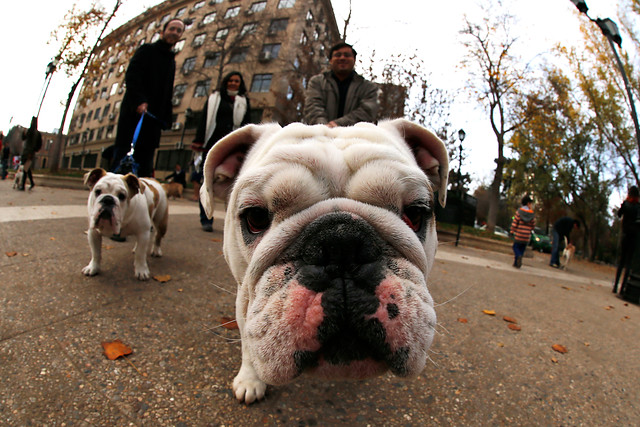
left=1, top=180, right=638, bottom=425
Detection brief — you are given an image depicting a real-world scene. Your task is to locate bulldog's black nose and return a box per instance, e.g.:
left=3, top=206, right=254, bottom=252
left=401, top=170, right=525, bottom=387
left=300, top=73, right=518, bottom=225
left=297, top=213, right=383, bottom=293
left=100, top=195, right=116, bottom=206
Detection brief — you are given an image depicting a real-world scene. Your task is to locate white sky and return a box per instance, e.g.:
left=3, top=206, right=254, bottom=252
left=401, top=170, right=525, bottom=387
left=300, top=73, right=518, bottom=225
left=0, top=0, right=622, bottom=195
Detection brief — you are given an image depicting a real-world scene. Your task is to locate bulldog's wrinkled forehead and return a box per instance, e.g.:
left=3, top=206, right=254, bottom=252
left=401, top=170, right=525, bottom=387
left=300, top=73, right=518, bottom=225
left=234, top=123, right=433, bottom=219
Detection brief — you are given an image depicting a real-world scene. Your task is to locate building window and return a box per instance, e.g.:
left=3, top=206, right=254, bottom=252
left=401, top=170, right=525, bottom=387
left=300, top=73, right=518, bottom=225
left=204, top=52, right=221, bottom=68
left=103, top=104, right=111, bottom=119
left=97, top=126, right=104, bottom=140
left=173, top=40, right=185, bottom=53
left=160, top=14, right=171, bottom=26
left=194, top=1, right=205, bottom=10
left=185, top=19, right=194, bottom=31
left=260, top=43, right=281, bottom=61
left=250, top=74, right=272, bottom=92
left=224, top=6, right=241, bottom=19
left=249, top=1, right=267, bottom=14
left=300, top=31, right=308, bottom=45
left=106, top=125, right=115, bottom=138
left=240, top=23, right=258, bottom=38
left=176, top=7, right=187, bottom=17
left=278, top=0, right=296, bottom=9
left=229, top=47, right=249, bottom=63
left=110, top=83, right=118, bottom=96
left=306, top=10, right=314, bottom=22
left=194, top=80, right=211, bottom=97
left=135, top=28, right=143, bottom=37
left=172, top=84, right=187, bottom=106
left=147, top=21, right=156, bottom=32
left=182, top=57, right=197, bottom=73
left=268, top=18, right=289, bottom=34
left=100, top=88, right=108, bottom=99
left=192, top=33, right=206, bottom=47
left=151, top=33, right=161, bottom=43
left=94, top=107, right=101, bottom=121
left=203, top=12, right=216, bottom=24
left=215, top=28, right=229, bottom=40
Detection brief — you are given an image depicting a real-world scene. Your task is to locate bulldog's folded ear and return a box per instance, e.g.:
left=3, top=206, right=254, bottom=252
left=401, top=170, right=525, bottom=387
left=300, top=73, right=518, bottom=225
left=380, top=119, right=450, bottom=207
left=200, top=123, right=282, bottom=218
left=123, top=173, right=141, bottom=198
left=84, top=168, right=107, bottom=190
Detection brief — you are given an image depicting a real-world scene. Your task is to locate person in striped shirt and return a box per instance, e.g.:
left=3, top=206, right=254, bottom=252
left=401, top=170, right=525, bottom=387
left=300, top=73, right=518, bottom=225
left=510, top=195, right=536, bottom=268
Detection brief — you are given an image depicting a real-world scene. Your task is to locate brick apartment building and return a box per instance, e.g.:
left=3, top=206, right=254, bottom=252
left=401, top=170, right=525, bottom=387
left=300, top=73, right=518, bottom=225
left=63, top=0, right=340, bottom=178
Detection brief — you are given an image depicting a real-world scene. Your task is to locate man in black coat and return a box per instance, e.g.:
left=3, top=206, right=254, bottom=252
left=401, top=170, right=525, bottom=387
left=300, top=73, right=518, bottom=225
left=112, top=18, right=185, bottom=177
left=550, top=216, right=580, bottom=268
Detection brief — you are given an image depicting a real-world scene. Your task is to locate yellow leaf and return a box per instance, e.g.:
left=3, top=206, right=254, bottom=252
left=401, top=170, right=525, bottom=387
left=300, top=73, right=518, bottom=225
left=482, top=310, right=496, bottom=316
left=153, top=275, right=171, bottom=283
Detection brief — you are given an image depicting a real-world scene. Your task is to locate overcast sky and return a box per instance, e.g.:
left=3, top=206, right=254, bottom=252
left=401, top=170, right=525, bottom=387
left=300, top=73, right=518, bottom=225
left=0, top=0, right=622, bottom=193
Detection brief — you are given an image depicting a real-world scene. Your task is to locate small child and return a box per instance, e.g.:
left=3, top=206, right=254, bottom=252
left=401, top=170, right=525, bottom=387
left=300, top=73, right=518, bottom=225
left=510, top=195, right=535, bottom=268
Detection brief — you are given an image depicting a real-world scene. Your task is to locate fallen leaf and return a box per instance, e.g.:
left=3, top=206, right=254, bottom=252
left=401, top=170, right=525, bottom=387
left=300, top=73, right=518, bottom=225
left=6, top=251, right=17, bottom=257
left=482, top=310, right=496, bottom=316
left=497, top=342, right=505, bottom=347
left=507, top=324, right=521, bottom=331
left=503, top=316, right=518, bottom=324
left=622, top=316, right=630, bottom=320
left=50, top=237, right=56, bottom=241
left=210, top=238, right=222, bottom=242
left=51, top=211, right=58, bottom=215
left=102, top=340, right=133, bottom=360
left=105, top=245, right=114, bottom=250
left=552, top=344, right=568, bottom=354
left=584, top=342, right=590, bottom=346
left=22, top=253, right=29, bottom=257
left=457, top=318, right=468, bottom=323
left=178, top=288, right=184, bottom=292
left=220, top=317, right=238, bottom=330
left=461, top=256, right=468, bottom=260
left=153, top=275, right=171, bottom=283
left=604, top=305, right=614, bottom=310
left=562, top=286, right=571, bottom=290
left=528, top=283, right=536, bottom=287
left=551, top=357, right=558, bottom=364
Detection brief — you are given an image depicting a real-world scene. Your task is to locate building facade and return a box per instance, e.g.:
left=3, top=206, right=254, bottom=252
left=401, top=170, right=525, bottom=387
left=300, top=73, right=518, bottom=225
left=64, top=0, right=340, bottom=178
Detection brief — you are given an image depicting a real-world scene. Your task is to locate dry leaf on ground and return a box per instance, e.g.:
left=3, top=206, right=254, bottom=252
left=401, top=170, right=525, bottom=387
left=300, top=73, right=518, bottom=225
left=482, top=310, right=496, bottom=316
left=507, top=324, right=521, bottom=331
left=604, top=305, right=614, bottom=310
left=552, top=344, right=568, bottom=354
left=457, top=318, right=468, bottom=323
left=153, top=275, right=171, bottom=283
left=220, top=317, right=239, bottom=330
left=210, top=238, right=222, bottom=242
left=503, top=316, right=517, bottom=324
left=102, top=340, right=133, bottom=360
left=5, top=251, right=17, bottom=257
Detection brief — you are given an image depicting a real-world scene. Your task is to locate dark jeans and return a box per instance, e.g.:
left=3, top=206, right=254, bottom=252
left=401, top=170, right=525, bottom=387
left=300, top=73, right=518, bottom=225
left=513, top=242, right=527, bottom=259
left=614, top=233, right=637, bottom=289
left=550, top=230, right=565, bottom=266
left=199, top=201, right=213, bottom=226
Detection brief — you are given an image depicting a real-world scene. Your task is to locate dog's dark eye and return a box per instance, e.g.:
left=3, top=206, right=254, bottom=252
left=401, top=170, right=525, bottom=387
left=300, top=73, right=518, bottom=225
left=242, top=207, right=271, bottom=234
left=95, top=189, right=102, bottom=197
left=117, top=192, right=126, bottom=201
left=402, top=204, right=432, bottom=232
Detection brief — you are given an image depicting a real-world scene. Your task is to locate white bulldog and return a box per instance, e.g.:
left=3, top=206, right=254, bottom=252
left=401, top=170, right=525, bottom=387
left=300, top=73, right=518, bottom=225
left=82, top=168, right=168, bottom=281
left=200, top=119, right=449, bottom=404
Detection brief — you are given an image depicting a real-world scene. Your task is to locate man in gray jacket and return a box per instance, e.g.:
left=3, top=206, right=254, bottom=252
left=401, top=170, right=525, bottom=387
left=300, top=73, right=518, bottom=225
left=304, top=42, right=378, bottom=127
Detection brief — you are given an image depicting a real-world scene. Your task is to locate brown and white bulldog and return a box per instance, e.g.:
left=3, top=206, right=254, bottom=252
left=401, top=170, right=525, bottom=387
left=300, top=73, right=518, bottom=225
left=82, top=168, right=168, bottom=280
left=200, top=119, right=449, bottom=404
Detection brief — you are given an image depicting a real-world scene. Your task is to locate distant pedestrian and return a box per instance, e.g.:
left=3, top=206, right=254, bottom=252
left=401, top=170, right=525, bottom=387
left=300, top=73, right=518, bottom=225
left=112, top=18, right=185, bottom=177
left=165, top=163, right=186, bottom=187
left=191, top=71, right=250, bottom=231
left=0, top=132, right=8, bottom=180
left=18, top=117, right=42, bottom=191
left=510, top=195, right=535, bottom=268
left=613, top=186, right=640, bottom=293
left=550, top=216, right=580, bottom=268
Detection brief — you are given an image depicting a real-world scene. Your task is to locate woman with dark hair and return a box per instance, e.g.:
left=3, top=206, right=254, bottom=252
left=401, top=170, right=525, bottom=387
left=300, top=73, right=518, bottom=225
left=18, top=116, right=42, bottom=191
left=191, top=71, right=251, bottom=231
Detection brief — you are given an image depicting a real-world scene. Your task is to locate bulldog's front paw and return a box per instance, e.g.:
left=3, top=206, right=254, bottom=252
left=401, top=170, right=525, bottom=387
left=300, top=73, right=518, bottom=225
left=134, top=265, right=151, bottom=281
left=82, top=263, right=100, bottom=276
left=233, top=366, right=267, bottom=404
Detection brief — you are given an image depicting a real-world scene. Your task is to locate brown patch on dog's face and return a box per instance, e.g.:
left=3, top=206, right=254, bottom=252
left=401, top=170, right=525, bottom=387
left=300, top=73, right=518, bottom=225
left=84, top=168, right=108, bottom=190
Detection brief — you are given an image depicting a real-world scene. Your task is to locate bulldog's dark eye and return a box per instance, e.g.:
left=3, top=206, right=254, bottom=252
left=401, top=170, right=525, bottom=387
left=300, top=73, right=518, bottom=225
left=402, top=204, right=432, bottom=232
left=242, top=207, right=271, bottom=234
left=117, top=192, right=126, bottom=201
left=95, top=189, right=102, bottom=197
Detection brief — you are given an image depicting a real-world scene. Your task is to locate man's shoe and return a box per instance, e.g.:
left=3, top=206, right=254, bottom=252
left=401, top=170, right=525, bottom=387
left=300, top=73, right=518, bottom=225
left=202, top=224, right=213, bottom=232
left=515, top=256, right=522, bottom=268
left=110, top=234, right=126, bottom=242
left=549, top=263, right=560, bottom=269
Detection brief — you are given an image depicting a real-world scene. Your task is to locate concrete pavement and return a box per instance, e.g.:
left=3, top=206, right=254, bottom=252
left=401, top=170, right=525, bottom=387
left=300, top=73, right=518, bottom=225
left=1, top=179, right=638, bottom=425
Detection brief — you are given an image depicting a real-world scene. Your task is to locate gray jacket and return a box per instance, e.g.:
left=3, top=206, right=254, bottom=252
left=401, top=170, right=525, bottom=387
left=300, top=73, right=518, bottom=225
left=303, top=71, right=378, bottom=126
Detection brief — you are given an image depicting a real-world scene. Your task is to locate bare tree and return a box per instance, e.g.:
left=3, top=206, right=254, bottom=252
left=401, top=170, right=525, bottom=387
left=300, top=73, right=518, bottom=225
left=49, top=0, right=123, bottom=172
left=460, top=5, right=529, bottom=232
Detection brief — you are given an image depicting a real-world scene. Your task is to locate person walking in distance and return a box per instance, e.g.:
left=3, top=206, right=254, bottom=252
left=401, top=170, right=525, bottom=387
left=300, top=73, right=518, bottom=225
left=613, top=186, right=640, bottom=293
left=510, top=195, right=535, bottom=268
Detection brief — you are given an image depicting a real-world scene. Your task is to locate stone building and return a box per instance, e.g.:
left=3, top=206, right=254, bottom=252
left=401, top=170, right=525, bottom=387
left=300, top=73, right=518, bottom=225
left=63, top=0, right=340, bottom=177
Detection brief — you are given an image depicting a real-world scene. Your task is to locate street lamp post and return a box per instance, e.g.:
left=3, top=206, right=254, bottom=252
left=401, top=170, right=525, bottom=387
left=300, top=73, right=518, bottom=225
left=455, top=128, right=466, bottom=247
left=570, top=0, right=640, bottom=155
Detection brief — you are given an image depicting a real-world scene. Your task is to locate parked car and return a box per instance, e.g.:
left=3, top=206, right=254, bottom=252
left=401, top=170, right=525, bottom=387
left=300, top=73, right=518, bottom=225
left=530, top=228, right=552, bottom=253
left=494, top=225, right=510, bottom=238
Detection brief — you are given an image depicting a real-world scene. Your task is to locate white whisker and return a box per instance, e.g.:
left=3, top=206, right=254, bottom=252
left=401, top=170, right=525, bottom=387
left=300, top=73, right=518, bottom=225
left=426, top=355, right=439, bottom=367
left=208, top=281, right=236, bottom=295
left=201, top=324, right=242, bottom=342
left=434, top=284, right=475, bottom=307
